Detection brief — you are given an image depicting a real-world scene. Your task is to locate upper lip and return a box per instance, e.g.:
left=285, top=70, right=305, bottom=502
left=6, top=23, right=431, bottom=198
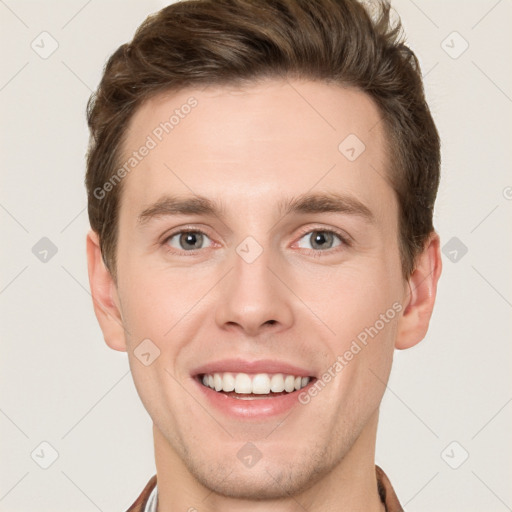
left=191, top=358, right=315, bottom=378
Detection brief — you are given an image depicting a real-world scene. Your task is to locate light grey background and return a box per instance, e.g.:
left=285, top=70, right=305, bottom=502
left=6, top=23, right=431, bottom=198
left=1, top=1, right=511, bottom=511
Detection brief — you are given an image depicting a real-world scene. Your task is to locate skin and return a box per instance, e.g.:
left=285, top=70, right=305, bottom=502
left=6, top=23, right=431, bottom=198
left=87, top=79, right=442, bottom=512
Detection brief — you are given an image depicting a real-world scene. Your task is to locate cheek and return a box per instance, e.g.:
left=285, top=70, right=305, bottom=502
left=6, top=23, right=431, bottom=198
left=127, top=357, right=177, bottom=434
left=323, top=303, right=398, bottom=426
left=308, top=261, right=402, bottom=406
left=117, top=263, right=181, bottom=347
left=301, top=259, right=401, bottom=340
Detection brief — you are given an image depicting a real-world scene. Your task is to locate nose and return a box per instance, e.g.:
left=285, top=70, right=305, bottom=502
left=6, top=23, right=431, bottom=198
left=214, top=244, right=294, bottom=337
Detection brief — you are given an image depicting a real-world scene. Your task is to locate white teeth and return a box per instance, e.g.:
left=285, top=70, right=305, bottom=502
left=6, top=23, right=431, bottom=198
left=200, top=372, right=311, bottom=394
left=252, top=374, right=271, bottom=394
left=223, top=372, right=235, bottom=392
left=213, top=373, right=223, bottom=391
left=234, top=373, right=252, bottom=394
left=270, top=374, right=285, bottom=392
left=284, top=375, right=295, bottom=392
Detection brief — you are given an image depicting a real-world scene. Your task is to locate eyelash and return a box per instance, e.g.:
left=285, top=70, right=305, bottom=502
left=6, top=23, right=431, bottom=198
left=161, top=226, right=351, bottom=256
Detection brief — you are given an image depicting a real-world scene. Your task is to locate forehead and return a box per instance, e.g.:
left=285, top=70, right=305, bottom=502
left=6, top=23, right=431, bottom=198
left=119, top=79, right=393, bottom=222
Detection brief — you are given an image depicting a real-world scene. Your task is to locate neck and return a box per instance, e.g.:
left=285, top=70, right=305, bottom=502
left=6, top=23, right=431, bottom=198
left=153, top=410, right=385, bottom=512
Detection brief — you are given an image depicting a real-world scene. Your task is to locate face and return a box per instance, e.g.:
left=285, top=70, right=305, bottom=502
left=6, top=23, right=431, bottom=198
left=102, top=80, right=411, bottom=498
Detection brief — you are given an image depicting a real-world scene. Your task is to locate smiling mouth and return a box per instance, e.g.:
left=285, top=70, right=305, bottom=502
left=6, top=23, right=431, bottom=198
left=197, top=372, right=315, bottom=399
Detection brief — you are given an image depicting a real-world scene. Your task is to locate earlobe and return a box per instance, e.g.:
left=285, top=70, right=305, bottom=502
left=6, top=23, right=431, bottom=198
left=86, top=230, right=127, bottom=352
left=395, top=232, right=442, bottom=350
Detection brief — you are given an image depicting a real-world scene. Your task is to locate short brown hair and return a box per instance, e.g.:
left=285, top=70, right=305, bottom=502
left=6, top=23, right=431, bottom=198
left=86, top=0, right=440, bottom=281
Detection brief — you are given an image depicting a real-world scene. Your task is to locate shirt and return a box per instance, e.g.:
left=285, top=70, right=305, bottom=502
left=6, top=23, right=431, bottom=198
left=126, top=465, right=403, bottom=512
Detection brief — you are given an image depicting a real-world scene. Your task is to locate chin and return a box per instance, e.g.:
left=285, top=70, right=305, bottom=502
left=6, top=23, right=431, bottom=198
left=185, top=444, right=331, bottom=501
left=192, top=464, right=316, bottom=500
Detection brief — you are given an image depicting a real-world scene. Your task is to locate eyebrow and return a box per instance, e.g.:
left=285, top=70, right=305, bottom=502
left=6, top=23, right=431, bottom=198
left=137, top=196, right=224, bottom=225
left=137, top=192, right=374, bottom=225
left=279, top=192, right=374, bottom=223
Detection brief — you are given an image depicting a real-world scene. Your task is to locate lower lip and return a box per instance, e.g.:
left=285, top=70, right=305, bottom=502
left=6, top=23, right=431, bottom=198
left=194, top=377, right=316, bottom=420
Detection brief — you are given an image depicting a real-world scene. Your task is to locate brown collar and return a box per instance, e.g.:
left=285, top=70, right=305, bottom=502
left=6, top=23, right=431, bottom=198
left=126, top=465, right=403, bottom=511
left=376, top=464, right=404, bottom=512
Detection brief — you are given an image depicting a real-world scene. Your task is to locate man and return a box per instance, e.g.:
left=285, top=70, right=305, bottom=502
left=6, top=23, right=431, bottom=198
left=85, top=0, right=442, bottom=510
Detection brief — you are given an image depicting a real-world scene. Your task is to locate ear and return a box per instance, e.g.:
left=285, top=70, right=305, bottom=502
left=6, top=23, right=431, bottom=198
left=86, top=230, right=127, bottom=352
left=395, top=232, right=442, bottom=350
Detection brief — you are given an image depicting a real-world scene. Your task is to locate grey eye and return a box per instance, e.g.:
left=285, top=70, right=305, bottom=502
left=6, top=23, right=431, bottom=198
left=167, top=231, right=212, bottom=251
left=297, top=231, right=342, bottom=251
